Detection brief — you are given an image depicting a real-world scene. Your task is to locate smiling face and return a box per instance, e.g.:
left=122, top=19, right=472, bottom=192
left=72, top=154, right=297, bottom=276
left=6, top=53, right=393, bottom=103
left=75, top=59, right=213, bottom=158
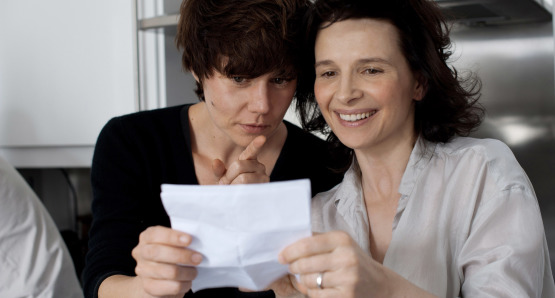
left=314, top=18, right=424, bottom=155
left=200, top=69, right=297, bottom=147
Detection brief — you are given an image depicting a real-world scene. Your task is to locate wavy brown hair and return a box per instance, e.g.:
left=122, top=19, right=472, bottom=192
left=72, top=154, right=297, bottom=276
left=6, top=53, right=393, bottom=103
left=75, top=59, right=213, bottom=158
left=297, top=0, right=485, bottom=167
left=175, top=0, right=311, bottom=101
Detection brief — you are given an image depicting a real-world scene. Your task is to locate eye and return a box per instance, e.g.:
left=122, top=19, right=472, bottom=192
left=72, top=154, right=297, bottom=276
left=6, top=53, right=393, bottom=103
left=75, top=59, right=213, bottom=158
left=271, top=77, right=290, bottom=85
left=363, top=68, right=382, bottom=75
left=320, top=71, right=336, bottom=78
left=231, top=76, right=247, bottom=83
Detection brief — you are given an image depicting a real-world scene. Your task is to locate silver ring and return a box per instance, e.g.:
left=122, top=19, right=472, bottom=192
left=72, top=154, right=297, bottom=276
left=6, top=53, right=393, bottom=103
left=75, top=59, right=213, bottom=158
left=316, top=272, right=324, bottom=289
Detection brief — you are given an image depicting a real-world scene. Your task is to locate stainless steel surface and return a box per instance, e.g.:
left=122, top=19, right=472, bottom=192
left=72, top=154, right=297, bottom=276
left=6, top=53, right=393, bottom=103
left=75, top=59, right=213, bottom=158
left=450, top=21, right=555, bottom=270
left=138, top=0, right=552, bottom=30
left=437, top=0, right=551, bottom=25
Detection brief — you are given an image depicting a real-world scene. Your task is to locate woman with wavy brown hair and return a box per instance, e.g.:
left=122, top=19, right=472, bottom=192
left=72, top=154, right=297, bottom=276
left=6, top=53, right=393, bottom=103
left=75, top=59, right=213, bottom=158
left=278, top=0, right=555, bottom=297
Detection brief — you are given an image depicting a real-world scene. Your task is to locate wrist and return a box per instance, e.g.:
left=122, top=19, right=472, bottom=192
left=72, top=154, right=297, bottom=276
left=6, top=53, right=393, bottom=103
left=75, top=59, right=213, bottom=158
left=98, top=275, right=149, bottom=298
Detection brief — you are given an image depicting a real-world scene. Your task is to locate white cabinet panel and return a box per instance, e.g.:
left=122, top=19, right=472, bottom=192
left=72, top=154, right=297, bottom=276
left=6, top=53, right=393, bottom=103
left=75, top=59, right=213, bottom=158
left=0, top=0, right=138, bottom=167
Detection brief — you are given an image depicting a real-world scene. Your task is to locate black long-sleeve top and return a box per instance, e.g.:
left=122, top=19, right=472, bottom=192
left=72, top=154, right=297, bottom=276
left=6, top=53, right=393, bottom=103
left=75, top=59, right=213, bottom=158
left=82, top=104, right=344, bottom=297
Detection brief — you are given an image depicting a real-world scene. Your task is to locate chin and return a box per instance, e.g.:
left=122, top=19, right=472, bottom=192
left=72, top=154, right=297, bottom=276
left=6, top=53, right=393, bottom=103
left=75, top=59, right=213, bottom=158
left=335, top=136, right=360, bottom=150
left=236, top=134, right=260, bottom=147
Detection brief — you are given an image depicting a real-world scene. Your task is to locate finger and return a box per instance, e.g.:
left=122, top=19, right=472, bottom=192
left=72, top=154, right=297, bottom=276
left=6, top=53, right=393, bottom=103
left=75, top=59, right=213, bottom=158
left=229, top=173, right=269, bottom=185
left=269, top=274, right=303, bottom=297
left=212, top=158, right=227, bottom=181
left=239, top=135, right=266, bottom=160
left=139, top=226, right=193, bottom=247
left=279, top=231, right=353, bottom=264
left=133, top=243, right=203, bottom=266
left=299, top=271, right=346, bottom=297
left=220, top=160, right=267, bottom=184
left=306, top=287, right=342, bottom=298
left=288, top=252, right=334, bottom=275
left=278, top=234, right=334, bottom=264
left=295, top=275, right=309, bottom=294
left=299, top=272, right=335, bottom=290
left=136, top=260, right=198, bottom=281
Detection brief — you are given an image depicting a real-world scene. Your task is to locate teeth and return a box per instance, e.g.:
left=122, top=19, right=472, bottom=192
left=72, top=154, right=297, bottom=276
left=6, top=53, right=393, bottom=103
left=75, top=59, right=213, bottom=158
left=339, top=111, right=375, bottom=122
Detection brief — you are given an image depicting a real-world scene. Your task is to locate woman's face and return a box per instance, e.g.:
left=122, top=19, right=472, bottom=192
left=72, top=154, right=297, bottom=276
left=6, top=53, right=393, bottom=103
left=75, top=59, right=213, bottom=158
left=201, top=70, right=296, bottom=147
left=314, top=18, right=424, bottom=154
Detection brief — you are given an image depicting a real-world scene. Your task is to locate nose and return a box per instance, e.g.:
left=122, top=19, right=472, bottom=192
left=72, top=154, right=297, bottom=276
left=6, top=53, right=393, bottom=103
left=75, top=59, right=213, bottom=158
left=335, top=73, right=363, bottom=104
left=247, top=81, right=271, bottom=115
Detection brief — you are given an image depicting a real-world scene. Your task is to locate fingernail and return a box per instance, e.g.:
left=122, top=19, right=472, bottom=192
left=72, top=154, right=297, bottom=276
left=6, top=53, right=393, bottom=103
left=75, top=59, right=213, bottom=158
left=192, top=253, right=203, bottom=264
left=179, top=235, right=190, bottom=244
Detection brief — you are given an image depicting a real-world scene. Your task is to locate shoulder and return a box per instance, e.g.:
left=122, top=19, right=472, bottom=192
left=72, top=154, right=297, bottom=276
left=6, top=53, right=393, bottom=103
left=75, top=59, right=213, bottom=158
left=0, top=156, right=37, bottom=215
left=312, top=183, right=340, bottom=213
left=102, top=104, right=187, bottom=135
left=92, top=105, right=192, bottom=179
left=433, top=136, right=530, bottom=193
left=281, top=121, right=330, bottom=164
left=311, top=186, right=338, bottom=231
left=96, top=105, right=189, bottom=150
left=0, top=157, right=82, bottom=296
left=439, top=137, right=513, bottom=157
left=282, top=121, right=340, bottom=164
left=284, top=121, right=326, bottom=147
left=437, top=137, right=519, bottom=170
left=275, top=122, right=344, bottom=194
left=0, top=158, right=24, bottom=219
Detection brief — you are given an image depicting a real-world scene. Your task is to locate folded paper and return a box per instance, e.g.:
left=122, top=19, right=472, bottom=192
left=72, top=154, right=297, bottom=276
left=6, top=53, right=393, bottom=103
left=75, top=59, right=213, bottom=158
left=161, top=179, right=311, bottom=292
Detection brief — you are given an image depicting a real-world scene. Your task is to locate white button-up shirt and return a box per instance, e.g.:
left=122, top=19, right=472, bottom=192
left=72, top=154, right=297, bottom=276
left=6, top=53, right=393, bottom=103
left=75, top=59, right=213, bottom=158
left=0, top=156, right=83, bottom=297
left=312, top=136, right=555, bottom=297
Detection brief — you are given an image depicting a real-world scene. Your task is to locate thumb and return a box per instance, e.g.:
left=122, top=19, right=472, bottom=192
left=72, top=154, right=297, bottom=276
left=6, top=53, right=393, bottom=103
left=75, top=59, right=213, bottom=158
left=212, top=159, right=227, bottom=182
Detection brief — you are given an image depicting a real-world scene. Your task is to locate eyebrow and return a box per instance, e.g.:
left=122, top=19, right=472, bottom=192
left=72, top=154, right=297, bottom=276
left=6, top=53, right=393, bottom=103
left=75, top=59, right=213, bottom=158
left=315, top=57, right=391, bottom=68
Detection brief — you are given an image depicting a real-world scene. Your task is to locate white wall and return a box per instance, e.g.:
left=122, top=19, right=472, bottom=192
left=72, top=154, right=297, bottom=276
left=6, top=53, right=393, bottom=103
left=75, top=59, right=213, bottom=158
left=0, top=0, right=138, bottom=167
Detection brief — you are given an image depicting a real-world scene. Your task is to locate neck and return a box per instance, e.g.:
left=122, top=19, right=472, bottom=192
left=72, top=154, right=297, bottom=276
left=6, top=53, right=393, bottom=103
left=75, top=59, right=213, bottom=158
left=355, top=132, right=417, bottom=203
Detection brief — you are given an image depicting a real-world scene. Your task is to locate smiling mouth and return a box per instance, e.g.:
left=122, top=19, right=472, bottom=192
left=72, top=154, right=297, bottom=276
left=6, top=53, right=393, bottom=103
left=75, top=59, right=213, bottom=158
left=338, top=111, right=377, bottom=122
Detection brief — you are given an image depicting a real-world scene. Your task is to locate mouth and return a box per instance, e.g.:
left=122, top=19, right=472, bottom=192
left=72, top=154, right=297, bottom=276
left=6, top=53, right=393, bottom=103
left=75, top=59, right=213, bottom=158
left=240, top=123, right=271, bottom=134
left=338, top=110, right=377, bottom=122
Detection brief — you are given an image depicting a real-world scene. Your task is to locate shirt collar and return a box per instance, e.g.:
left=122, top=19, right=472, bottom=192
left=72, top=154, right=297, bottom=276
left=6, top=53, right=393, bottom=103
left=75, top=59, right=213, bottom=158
left=333, top=135, right=436, bottom=206
left=398, top=135, right=436, bottom=197
left=333, top=156, right=362, bottom=207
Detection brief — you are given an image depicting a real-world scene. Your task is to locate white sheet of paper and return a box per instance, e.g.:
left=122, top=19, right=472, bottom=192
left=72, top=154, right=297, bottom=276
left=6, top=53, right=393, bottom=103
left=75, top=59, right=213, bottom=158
left=160, top=179, right=311, bottom=292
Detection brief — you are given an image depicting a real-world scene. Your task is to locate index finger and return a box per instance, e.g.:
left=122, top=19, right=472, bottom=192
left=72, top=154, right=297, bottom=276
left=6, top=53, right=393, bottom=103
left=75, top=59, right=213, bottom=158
left=140, top=225, right=193, bottom=247
left=239, top=135, right=266, bottom=160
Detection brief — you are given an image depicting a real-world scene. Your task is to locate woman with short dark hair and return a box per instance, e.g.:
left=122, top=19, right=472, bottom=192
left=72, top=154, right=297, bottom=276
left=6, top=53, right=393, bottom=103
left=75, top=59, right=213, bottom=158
left=82, top=0, right=345, bottom=297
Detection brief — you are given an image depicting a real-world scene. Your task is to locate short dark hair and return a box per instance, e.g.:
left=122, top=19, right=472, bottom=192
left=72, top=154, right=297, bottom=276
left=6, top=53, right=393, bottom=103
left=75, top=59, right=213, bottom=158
left=176, top=0, right=311, bottom=101
left=298, top=0, right=485, bottom=162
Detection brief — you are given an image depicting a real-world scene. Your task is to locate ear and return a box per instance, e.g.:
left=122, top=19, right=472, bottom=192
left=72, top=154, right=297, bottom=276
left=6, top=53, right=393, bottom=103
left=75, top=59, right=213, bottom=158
left=412, top=74, right=427, bottom=102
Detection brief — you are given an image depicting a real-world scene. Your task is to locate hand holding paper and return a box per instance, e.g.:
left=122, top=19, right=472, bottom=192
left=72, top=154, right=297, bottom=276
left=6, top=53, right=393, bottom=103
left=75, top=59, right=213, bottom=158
left=130, top=226, right=201, bottom=297
left=161, top=179, right=312, bottom=292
